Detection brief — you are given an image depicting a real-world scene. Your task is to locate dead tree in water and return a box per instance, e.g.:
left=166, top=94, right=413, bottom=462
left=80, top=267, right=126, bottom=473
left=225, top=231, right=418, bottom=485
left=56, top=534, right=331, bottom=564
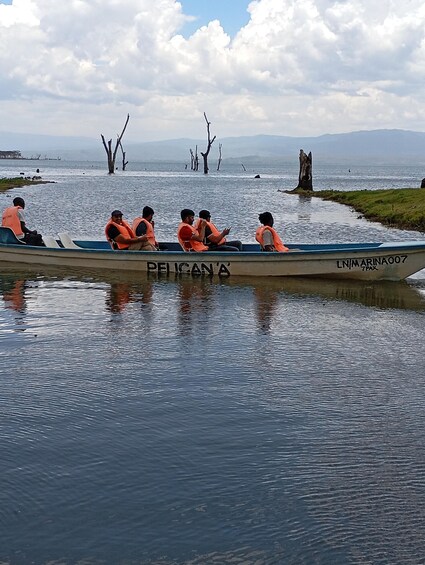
left=190, top=146, right=199, bottom=171
left=101, top=114, right=130, bottom=174
left=217, top=143, right=222, bottom=171
left=118, top=140, right=128, bottom=171
left=296, top=149, right=313, bottom=190
left=200, top=112, right=216, bottom=174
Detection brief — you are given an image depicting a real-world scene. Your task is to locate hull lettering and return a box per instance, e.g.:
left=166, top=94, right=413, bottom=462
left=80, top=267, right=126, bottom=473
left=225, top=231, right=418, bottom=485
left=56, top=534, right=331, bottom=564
left=147, top=261, right=231, bottom=277
left=336, top=255, right=407, bottom=272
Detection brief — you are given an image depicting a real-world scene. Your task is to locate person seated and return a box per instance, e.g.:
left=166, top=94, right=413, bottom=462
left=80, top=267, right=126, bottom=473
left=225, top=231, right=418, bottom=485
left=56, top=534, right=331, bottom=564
left=1, top=197, right=44, bottom=246
left=177, top=209, right=209, bottom=252
left=195, top=210, right=242, bottom=251
left=255, top=212, right=289, bottom=252
left=132, top=205, right=159, bottom=251
left=105, top=210, right=155, bottom=251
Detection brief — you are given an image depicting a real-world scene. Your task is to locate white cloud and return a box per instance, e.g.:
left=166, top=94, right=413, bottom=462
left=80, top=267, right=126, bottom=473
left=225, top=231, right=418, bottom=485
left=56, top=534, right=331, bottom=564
left=1, top=0, right=425, bottom=141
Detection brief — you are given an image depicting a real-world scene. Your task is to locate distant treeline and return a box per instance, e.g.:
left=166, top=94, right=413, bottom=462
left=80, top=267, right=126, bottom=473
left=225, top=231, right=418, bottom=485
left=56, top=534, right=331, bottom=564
left=0, top=150, right=22, bottom=159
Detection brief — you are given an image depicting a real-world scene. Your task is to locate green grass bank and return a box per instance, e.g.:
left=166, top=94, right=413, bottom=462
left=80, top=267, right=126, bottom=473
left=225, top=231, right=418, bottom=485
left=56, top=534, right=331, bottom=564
left=0, top=176, right=52, bottom=193
left=311, top=188, right=425, bottom=233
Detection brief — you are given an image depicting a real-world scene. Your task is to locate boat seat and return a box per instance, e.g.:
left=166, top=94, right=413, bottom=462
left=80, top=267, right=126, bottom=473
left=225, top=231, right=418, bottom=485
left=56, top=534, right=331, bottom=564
left=58, top=232, right=81, bottom=249
left=0, top=226, right=26, bottom=245
left=43, top=235, right=61, bottom=248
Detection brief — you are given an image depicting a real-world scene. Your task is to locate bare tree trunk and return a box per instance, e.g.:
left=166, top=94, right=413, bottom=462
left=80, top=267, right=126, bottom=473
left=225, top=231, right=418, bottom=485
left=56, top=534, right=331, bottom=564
left=296, top=149, right=313, bottom=190
left=217, top=143, right=222, bottom=171
left=190, top=147, right=199, bottom=171
left=118, top=140, right=128, bottom=171
left=200, top=112, right=216, bottom=175
left=101, top=114, right=130, bottom=174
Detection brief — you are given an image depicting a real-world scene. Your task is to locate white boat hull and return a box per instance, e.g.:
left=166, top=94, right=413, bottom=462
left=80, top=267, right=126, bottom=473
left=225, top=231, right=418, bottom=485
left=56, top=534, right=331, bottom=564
left=1, top=229, right=425, bottom=281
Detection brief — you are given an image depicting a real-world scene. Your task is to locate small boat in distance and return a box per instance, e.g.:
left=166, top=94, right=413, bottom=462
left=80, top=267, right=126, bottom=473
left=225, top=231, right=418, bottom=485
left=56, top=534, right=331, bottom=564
left=1, top=227, right=425, bottom=282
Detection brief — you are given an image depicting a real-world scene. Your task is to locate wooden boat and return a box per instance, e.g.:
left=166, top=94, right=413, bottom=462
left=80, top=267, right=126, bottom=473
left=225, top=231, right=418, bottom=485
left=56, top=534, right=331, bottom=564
left=1, top=227, right=425, bottom=281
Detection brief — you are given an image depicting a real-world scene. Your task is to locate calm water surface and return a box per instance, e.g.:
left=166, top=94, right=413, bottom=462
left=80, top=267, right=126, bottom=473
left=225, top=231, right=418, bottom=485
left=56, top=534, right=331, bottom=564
left=1, top=160, right=425, bottom=564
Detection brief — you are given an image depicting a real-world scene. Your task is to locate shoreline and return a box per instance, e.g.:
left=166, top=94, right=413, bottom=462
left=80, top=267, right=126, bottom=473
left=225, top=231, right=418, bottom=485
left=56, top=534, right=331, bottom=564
left=287, top=188, right=425, bottom=233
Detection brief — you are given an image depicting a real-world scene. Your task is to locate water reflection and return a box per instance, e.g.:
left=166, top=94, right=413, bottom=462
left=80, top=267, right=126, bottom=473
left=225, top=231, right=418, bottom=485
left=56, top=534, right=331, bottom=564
left=2, top=279, right=27, bottom=313
left=176, top=276, right=215, bottom=335
left=253, top=285, right=280, bottom=334
left=222, top=275, right=425, bottom=312
left=0, top=277, right=28, bottom=331
left=0, top=265, right=424, bottom=322
left=105, top=280, right=154, bottom=314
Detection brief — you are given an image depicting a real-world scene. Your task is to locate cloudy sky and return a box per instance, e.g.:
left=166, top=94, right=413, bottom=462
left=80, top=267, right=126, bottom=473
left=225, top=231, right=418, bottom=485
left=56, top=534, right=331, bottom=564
left=1, top=0, right=425, bottom=142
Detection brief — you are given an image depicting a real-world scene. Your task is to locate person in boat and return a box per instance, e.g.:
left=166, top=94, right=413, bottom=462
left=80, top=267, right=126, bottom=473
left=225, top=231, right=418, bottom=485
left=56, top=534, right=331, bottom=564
left=256, top=212, right=289, bottom=252
left=177, top=209, right=208, bottom=252
left=105, top=210, right=154, bottom=251
left=132, top=206, right=159, bottom=251
left=195, top=210, right=242, bottom=251
left=1, top=197, right=45, bottom=246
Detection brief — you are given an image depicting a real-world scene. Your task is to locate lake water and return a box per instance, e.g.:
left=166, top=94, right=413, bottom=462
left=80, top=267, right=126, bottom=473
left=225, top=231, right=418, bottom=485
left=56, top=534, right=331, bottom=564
left=1, top=159, right=425, bottom=564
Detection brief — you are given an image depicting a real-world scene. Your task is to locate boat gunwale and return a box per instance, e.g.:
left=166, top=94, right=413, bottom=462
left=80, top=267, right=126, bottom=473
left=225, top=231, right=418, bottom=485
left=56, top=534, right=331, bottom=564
left=2, top=241, right=425, bottom=258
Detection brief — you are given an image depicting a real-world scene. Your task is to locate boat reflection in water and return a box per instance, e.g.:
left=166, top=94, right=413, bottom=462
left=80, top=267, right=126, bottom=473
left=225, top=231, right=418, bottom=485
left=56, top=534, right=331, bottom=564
left=221, top=274, right=425, bottom=313
left=0, top=276, right=30, bottom=332
left=2, top=278, right=27, bottom=314
left=105, top=280, right=154, bottom=314
left=0, top=266, right=425, bottom=330
left=176, top=277, right=215, bottom=336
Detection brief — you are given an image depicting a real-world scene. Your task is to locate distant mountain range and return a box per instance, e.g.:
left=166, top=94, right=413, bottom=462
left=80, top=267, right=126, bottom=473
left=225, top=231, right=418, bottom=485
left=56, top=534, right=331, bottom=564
left=1, top=129, right=425, bottom=162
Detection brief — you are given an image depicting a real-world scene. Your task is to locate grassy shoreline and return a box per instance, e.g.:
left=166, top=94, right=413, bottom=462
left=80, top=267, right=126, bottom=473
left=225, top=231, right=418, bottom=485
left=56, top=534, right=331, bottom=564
left=0, top=176, right=53, bottom=193
left=292, top=188, right=425, bottom=233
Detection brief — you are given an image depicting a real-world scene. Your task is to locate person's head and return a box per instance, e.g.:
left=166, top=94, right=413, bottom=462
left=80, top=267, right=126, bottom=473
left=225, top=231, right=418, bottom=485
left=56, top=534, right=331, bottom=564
left=142, top=206, right=154, bottom=220
left=199, top=210, right=211, bottom=221
left=111, top=209, right=123, bottom=224
left=259, top=211, right=274, bottom=227
left=13, top=197, right=25, bottom=209
left=181, top=208, right=195, bottom=224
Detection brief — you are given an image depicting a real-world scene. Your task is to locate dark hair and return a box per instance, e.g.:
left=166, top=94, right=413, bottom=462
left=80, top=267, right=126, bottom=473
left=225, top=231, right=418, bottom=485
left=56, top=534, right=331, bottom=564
left=142, top=206, right=154, bottom=218
left=181, top=208, right=194, bottom=220
left=199, top=210, right=211, bottom=220
left=259, top=211, right=274, bottom=226
left=13, top=197, right=25, bottom=208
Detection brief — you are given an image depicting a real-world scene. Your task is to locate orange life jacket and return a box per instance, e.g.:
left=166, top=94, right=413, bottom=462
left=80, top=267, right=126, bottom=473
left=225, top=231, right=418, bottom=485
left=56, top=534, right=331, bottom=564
left=132, top=217, right=157, bottom=246
left=105, top=219, right=135, bottom=250
left=2, top=206, right=24, bottom=238
left=194, top=219, right=225, bottom=246
left=255, top=226, right=289, bottom=252
left=177, top=222, right=208, bottom=252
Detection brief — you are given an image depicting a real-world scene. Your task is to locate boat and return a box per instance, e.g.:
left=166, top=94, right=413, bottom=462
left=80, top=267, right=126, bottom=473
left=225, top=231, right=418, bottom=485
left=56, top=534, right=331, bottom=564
left=1, top=226, right=425, bottom=281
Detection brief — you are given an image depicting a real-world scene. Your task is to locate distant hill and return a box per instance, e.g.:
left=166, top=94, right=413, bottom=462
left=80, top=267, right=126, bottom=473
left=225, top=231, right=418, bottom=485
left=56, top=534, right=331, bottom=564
left=1, top=129, right=425, bottom=162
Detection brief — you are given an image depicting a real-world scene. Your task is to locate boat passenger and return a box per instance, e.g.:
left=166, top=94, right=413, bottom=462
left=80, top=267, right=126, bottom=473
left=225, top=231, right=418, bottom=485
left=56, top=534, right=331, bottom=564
left=177, top=209, right=208, bottom=252
left=1, top=197, right=45, bottom=246
left=105, top=210, right=153, bottom=251
left=195, top=210, right=242, bottom=251
left=256, top=212, right=289, bottom=252
left=132, top=206, right=159, bottom=251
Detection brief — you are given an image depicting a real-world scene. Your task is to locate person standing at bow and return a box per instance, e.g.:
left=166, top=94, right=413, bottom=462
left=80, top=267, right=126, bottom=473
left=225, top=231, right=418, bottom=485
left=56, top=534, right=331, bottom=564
left=255, top=212, right=289, bottom=252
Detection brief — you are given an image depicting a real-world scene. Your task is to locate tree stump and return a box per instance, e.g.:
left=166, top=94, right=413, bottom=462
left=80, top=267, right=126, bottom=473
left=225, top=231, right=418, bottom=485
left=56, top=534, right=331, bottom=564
left=296, top=149, right=313, bottom=191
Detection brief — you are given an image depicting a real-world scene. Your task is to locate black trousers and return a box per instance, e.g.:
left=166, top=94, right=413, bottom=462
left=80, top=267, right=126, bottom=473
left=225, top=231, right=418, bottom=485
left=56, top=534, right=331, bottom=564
left=23, top=232, right=45, bottom=246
